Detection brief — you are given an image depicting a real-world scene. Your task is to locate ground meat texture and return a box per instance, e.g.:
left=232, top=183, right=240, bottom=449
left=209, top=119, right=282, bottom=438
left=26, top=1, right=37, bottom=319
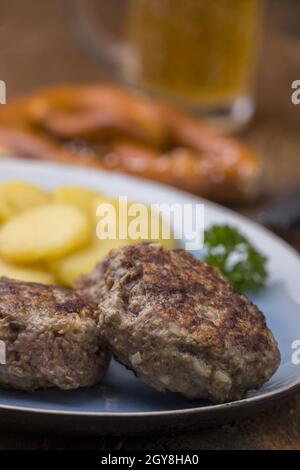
left=77, top=243, right=280, bottom=403
left=0, top=277, right=110, bottom=391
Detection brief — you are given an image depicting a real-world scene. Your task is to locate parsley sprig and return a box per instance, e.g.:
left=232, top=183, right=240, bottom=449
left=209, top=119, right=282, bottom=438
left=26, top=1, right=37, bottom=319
left=203, top=224, right=268, bottom=293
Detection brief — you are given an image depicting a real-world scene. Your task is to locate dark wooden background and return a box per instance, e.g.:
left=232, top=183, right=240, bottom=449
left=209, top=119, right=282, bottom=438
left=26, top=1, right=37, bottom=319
left=0, top=0, right=300, bottom=449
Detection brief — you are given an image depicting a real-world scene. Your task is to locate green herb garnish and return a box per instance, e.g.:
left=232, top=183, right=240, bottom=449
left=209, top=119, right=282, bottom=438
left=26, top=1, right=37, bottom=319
left=203, top=224, right=268, bottom=293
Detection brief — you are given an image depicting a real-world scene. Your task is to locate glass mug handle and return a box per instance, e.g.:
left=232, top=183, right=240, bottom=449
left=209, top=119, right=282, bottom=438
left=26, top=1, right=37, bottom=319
left=74, top=0, right=132, bottom=75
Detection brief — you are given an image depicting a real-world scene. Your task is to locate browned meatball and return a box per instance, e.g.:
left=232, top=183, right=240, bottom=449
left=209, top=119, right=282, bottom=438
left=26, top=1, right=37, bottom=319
left=77, top=243, right=280, bottom=403
left=0, top=277, right=110, bottom=391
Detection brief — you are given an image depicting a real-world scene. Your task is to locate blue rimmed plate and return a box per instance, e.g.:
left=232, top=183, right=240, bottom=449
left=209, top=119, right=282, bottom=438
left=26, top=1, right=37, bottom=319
left=0, top=158, right=299, bottom=435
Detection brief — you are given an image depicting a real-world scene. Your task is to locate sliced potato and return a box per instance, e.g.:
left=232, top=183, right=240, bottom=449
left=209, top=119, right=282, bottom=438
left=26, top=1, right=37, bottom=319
left=50, top=236, right=177, bottom=288
left=0, top=203, right=91, bottom=263
left=53, top=186, right=112, bottom=222
left=54, top=188, right=177, bottom=249
left=0, top=181, right=177, bottom=284
left=0, top=258, right=56, bottom=284
left=0, top=181, right=50, bottom=222
left=151, top=210, right=178, bottom=250
left=155, top=235, right=178, bottom=250
left=102, top=201, right=178, bottom=249
left=49, top=238, right=134, bottom=287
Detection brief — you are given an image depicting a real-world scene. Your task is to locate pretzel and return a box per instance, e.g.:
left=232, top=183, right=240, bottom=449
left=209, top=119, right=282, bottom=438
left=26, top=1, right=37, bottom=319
left=0, top=84, right=261, bottom=202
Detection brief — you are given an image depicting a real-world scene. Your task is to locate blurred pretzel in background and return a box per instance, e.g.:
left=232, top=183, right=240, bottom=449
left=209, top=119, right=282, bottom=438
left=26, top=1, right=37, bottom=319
left=0, top=84, right=261, bottom=202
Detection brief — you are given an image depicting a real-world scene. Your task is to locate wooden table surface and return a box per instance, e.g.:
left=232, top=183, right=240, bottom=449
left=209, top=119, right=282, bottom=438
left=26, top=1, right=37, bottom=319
left=0, top=0, right=299, bottom=450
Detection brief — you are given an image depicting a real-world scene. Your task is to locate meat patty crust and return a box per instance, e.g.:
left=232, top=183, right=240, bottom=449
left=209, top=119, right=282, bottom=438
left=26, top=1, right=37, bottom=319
left=77, top=243, right=280, bottom=403
left=0, top=277, right=110, bottom=391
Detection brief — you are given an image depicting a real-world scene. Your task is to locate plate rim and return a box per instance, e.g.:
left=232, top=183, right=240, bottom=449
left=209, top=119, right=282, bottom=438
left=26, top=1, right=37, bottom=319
left=0, top=378, right=299, bottom=418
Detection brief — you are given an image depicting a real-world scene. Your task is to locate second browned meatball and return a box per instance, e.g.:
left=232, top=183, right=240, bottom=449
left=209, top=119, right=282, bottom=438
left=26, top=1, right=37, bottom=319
left=77, top=243, right=280, bottom=403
